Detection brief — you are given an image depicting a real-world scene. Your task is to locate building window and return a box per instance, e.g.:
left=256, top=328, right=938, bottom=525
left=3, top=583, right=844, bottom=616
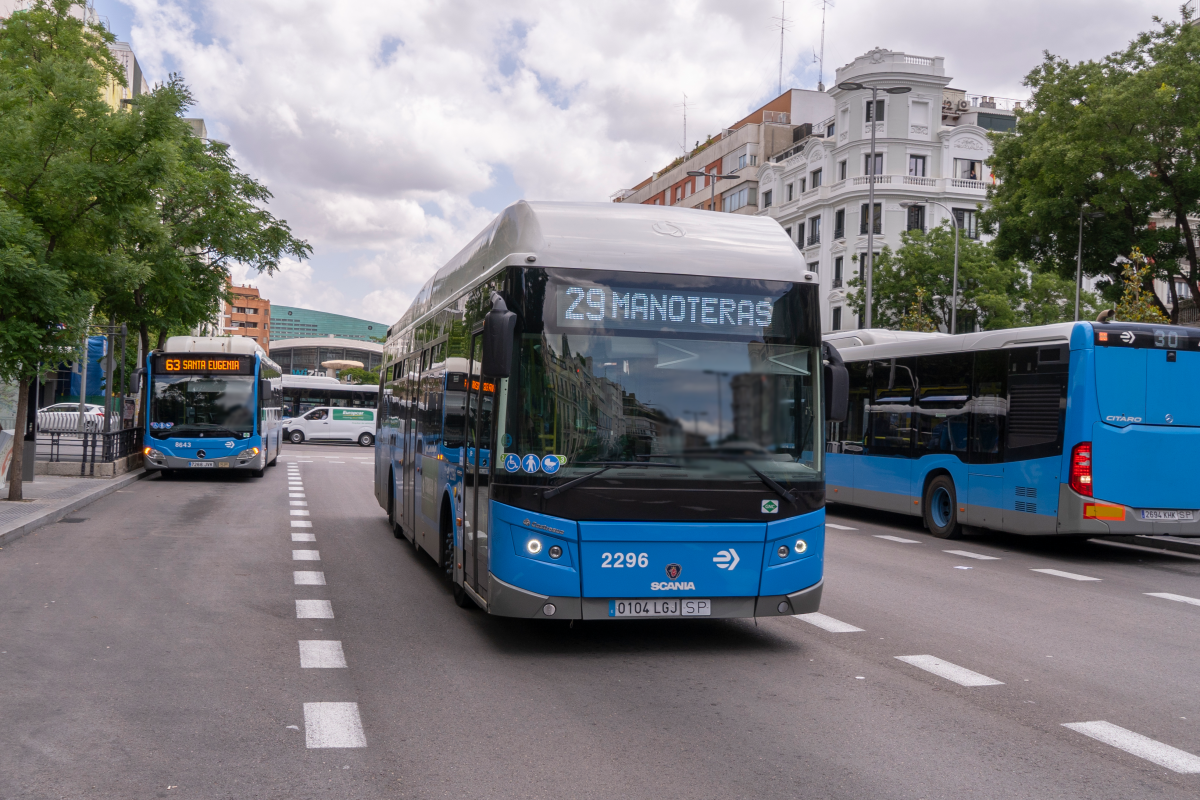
left=838, top=160, right=847, bottom=180
left=786, top=183, right=794, bottom=202
left=909, top=155, right=927, bottom=177
left=907, top=204, right=926, bottom=232
left=784, top=227, right=792, bottom=241
left=762, top=189, right=772, bottom=208
left=833, top=256, right=844, bottom=288
left=738, top=153, right=757, bottom=169
left=722, top=186, right=755, bottom=212
left=810, top=168, right=822, bottom=188
left=807, top=215, right=821, bottom=245
left=808, top=261, right=820, bottom=274
left=834, top=208, right=845, bottom=239
left=864, top=153, right=882, bottom=176
left=795, top=222, right=805, bottom=247
left=860, top=202, right=882, bottom=235
left=865, top=99, right=885, bottom=122
left=799, top=178, right=807, bottom=193
left=832, top=307, right=842, bottom=331
left=826, top=122, right=835, bottom=137
left=954, top=158, right=983, bottom=181
left=954, top=208, right=979, bottom=239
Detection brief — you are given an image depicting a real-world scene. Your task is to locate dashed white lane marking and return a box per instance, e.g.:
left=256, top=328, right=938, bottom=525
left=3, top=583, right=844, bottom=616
left=292, top=533, right=317, bottom=542
left=1146, top=592, right=1200, bottom=607
left=290, top=501, right=308, bottom=506
left=794, top=612, right=864, bottom=632
left=1063, top=721, right=1200, bottom=773
left=826, top=523, right=858, bottom=530
left=944, top=549, right=1000, bottom=560
left=290, top=510, right=311, bottom=516
left=294, top=571, right=326, bottom=585
left=303, top=702, right=366, bottom=748
left=895, top=655, right=1004, bottom=687
left=875, top=535, right=921, bottom=544
left=1031, top=568, right=1101, bottom=581
left=329, top=461, right=346, bottom=464
left=290, top=521, right=313, bottom=528
left=298, top=460, right=314, bottom=462
left=292, top=549, right=320, bottom=561
left=295, top=599, right=333, bottom=618
left=299, top=640, right=347, bottom=668
left=289, top=493, right=305, bottom=498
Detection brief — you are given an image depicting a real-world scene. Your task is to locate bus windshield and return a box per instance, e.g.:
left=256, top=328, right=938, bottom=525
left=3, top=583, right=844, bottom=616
left=504, top=272, right=821, bottom=487
left=149, top=375, right=256, bottom=439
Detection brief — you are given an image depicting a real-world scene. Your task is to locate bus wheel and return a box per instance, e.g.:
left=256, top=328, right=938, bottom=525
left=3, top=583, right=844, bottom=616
left=252, top=467, right=265, bottom=478
left=160, top=469, right=174, bottom=480
left=452, top=582, right=474, bottom=609
left=289, top=430, right=304, bottom=444
left=924, top=475, right=962, bottom=539
left=388, top=476, right=403, bottom=540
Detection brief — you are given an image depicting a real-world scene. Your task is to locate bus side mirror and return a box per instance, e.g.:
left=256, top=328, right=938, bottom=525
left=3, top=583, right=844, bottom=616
left=823, top=343, right=848, bottom=423
left=481, top=292, right=517, bottom=378
left=129, top=367, right=145, bottom=394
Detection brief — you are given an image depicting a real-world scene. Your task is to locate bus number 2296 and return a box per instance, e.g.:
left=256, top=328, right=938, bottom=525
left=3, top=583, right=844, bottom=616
left=601, top=552, right=649, bottom=568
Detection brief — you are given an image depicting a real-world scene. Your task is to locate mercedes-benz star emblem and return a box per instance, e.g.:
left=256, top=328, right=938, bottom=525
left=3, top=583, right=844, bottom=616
left=652, top=221, right=685, bottom=237
left=665, top=563, right=682, bottom=579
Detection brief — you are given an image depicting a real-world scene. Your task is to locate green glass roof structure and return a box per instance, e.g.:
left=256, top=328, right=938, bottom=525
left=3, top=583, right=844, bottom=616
left=270, top=306, right=387, bottom=342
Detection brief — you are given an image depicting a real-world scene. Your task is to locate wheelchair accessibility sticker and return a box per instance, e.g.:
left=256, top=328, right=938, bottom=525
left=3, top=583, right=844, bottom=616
left=503, top=453, right=521, bottom=473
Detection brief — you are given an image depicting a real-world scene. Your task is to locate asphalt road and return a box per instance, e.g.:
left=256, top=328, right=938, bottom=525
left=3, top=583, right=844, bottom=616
left=2, top=442, right=1199, bottom=799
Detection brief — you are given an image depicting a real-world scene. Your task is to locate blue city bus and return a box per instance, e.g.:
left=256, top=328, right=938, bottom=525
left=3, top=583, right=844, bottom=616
left=142, top=336, right=284, bottom=477
left=374, top=201, right=847, bottom=620
left=824, top=322, right=1200, bottom=538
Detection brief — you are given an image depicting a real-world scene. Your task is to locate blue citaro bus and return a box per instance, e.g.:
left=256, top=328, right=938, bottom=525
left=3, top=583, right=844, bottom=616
left=142, top=336, right=284, bottom=477
left=374, top=201, right=848, bottom=620
left=824, top=322, right=1200, bottom=538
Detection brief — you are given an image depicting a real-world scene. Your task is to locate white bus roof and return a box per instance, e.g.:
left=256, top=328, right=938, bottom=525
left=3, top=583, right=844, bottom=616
left=389, top=200, right=812, bottom=339
left=825, top=323, right=1079, bottom=361
left=282, top=374, right=378, bottom=390
left=164, top=335, right=266, bottom=357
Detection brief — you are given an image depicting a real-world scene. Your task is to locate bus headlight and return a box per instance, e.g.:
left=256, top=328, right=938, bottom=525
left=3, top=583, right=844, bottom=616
left=249, top=447, right=260, bottom=456
left=144, top=447, right=164, bottom=460
left=526, top=539, right=543, bottom=555
left=794, top=539, right=808, bottom=554
left=777, top=545, right=789, bottom=559
left=548, top=545, right=563, bottom=559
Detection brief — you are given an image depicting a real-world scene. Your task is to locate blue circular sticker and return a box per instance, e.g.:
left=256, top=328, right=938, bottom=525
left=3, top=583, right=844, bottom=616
left=541, top=455, right=561, bottom=474
left=521, top=454, right=542, bottom=473
left=502, top=433, right=513, bottom=447
left=503, top=453, right=521, bottom=473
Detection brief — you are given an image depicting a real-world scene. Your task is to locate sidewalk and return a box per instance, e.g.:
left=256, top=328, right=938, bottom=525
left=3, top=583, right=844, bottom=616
left=0, top=470, right=150, bottom=548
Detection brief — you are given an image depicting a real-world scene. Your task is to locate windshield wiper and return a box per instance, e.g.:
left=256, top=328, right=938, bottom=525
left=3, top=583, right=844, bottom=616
left=167, top=424, right=245, bottom=439
left=659, top=453, right=799, bottom=507
left=543, top=461, right=680, bottom=499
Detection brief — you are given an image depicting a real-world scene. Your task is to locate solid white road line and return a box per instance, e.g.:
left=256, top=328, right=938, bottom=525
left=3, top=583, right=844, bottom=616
left=295, top=599, right=333, bottom=619
left=1146, top=592, right=1200, bottom=607
left=290, top=510, right=311, bottom=516
left=1063, top=721, right=1200, bottom=773
left=291, top=533, right=316, bottom=542
left=290, top=501, right=308, bottom=506
left=875, top=535, right=921, bottom=544
left=1031, top=568, right=1101, bottom=581
left=292, top=549, right=320, bottom=561
left=825, top=523, right=858, bottom=530
left=294, top=571, right=326, bottom=585
left=794, top=612, right=864, bottom=633
left=944, top=549, right=1000, bottom=560
left=895, top=655, right=1004, bottom=687
left=303, top=702, right=366, bottom=748
left=299, top=640, right=347, bottom=668
left=290, top=521, right=313, bottom=528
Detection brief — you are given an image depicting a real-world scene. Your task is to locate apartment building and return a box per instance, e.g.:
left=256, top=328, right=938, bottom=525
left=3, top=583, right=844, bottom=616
left=759, top=49, right=1016, bottom=333
left=224, top=280, right=271, bottom=349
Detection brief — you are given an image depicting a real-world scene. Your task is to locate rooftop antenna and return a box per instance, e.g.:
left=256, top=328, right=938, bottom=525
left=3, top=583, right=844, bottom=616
left=771, top=1, right=793, bottom=96
left=815, top=0, right=835, bottom=92
left=673, top=93, right=691, bottom=155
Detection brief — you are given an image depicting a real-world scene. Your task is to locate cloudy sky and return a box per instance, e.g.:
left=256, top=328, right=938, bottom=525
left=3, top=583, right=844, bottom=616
left=96, top=0, right=1180, bottom=326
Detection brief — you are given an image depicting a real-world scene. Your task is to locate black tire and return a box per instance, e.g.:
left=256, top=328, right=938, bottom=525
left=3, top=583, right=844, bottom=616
left=252, top=467, right=265, bottom=478
left=289, top=430, right=304, bottom=444
left=452, top=582, right=474, bottom=609
left=269, top=441, right=278, bottom=467
left=923, top=474, right=963, bottom=539
left=439, top=500, right=455, bottom=578
left=358, top=432, right=374, bottom=447
left=159, top=469, right=174, bottom=480
left=388, top=474, right=404, bottom=540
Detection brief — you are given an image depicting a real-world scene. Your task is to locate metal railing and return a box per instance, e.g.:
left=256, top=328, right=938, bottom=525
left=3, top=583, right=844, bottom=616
left=41, top=427, right=141, bottom=476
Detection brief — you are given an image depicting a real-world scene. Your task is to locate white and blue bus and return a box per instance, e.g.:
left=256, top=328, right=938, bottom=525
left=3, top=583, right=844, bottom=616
left=824, top=322, right=1200, bottom=538
left=142, top=336, right=284, bottom=477
left=374, top=201, right=849, bottom=620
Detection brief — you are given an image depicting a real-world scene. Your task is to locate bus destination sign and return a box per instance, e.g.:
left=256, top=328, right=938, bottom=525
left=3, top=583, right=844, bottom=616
left=153, top=354, right=255, bottom=375
left=557, top=284, right=775, bottom=335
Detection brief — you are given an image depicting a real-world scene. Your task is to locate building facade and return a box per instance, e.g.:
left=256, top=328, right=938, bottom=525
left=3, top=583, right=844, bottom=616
left=758, top=49, right=1016, bottom=333
left=268, top=338, right=383, bottom=376
left=270, top=306, right=387, bottom=342
left=223, top=280, right=271, bottom=348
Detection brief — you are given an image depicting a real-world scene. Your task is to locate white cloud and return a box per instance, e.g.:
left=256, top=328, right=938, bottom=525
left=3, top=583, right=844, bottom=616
left=113, top=0, right=1179, bottom=324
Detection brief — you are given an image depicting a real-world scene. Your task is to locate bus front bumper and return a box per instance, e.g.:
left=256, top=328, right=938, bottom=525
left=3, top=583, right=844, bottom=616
left=143, top=450, right=265, bottom=472
left=486, top=574, right=822, bottom=620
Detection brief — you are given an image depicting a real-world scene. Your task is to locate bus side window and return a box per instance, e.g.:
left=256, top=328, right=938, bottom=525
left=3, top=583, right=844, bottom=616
left=915, top=353, right=970, bottom=455
left=1005, top=347, right=1067, bottom=460
left=969, top=350, right=1006, bottom=464
left=838, top=361, right=870, bottom=454
left=867, top=357, right=915, bottom=456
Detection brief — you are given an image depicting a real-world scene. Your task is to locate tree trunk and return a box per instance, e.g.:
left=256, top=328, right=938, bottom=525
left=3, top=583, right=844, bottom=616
left=1176, top=210, right=1200, bottom=307
left=6, top=375, right=29, bottom=501
left=155, top=328, right=167, bottom=351
left=1168, top=277, right=1180, bottom=325
left=137, top=321, right=150, bottom=431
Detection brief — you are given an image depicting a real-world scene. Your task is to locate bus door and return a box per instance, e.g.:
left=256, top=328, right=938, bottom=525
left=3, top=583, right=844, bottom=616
left=462, top=332, right=493, bottom=598
left=403, top=355, right=422, bottom=541
left=416, top=355, right=444, bottom=553
left=863, top=358, right=917, bottom=513
left=967, top=351, right=1006, bottom=528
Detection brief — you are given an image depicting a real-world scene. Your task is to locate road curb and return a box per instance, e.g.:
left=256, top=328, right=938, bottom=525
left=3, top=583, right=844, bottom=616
left=1103, top=534, right=1200, bottom=558
left=0, top=469, right=151, bottom=549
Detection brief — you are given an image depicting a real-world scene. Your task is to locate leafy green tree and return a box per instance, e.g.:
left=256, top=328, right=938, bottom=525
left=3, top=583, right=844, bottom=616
left=1114, top=247, right=1170, bottom=323
left=338, top=367, right=381, bottom=386
left=982, top=9, right=1200, bottom=322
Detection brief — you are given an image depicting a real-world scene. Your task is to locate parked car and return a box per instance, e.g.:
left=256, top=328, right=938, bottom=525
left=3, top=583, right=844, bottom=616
left=37, top=403, right=105, bottom=432
left=285, top=406, right=375, bottom=446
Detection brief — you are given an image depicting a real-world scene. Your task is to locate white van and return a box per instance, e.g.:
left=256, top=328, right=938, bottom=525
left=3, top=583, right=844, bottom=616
left=286, top=406, right=375, bottom=446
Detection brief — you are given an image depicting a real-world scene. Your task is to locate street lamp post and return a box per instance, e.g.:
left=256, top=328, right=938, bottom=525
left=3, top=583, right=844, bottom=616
left=1075, top=204, right=1105, bottom=321
left=837, top=81, right=912, bottom=328
left=687, top=170, right=742, bottom=212
left=901, top=200, right=960, bottom=333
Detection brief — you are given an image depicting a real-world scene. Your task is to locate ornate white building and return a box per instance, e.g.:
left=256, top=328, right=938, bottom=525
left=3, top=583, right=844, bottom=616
left=758, top=49, right=1017, bottom=332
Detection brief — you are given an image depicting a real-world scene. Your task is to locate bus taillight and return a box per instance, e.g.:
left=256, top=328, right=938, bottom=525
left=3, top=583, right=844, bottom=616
left=1069, top=442, right=1092, bottom=496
